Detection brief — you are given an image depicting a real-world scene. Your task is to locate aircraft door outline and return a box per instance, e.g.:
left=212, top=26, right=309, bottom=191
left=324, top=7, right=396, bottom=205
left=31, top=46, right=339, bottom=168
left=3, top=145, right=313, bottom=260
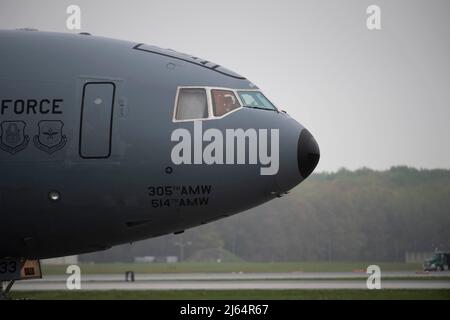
left=79, top=82, right=116, bottom=159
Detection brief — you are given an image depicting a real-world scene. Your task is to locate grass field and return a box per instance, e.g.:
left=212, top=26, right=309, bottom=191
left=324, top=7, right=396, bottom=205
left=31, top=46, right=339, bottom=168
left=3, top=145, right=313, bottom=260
left=10, top=289, right=450, bottom=300
left=41, top=262, right=424, bottom=275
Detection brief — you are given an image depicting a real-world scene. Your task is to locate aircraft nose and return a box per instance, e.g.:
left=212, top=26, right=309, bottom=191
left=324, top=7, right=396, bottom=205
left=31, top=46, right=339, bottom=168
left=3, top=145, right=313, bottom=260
left=297, top=129, right=320, bottom=179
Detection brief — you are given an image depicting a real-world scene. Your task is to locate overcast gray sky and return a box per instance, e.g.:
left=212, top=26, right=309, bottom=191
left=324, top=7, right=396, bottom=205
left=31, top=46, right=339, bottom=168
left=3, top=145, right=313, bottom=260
left=1, top=0, right=449, bottom=172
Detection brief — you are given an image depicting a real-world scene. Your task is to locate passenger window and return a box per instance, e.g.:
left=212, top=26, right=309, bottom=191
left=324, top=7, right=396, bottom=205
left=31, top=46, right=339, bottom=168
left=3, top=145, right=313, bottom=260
left=175, top=88, right=208, bottom=120
left=211, top=90, right=241, bottom=117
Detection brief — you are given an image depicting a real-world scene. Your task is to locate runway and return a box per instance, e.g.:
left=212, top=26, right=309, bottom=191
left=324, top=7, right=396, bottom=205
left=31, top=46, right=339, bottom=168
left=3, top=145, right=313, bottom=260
left=13, top=271, right=450, bottom=291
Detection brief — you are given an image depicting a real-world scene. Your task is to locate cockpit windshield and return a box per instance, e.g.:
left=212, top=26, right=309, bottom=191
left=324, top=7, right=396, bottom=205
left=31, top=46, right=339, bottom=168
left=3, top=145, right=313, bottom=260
left=173, top=87, right=278, bottom=122
left=238, top=91, right=277, bottom=111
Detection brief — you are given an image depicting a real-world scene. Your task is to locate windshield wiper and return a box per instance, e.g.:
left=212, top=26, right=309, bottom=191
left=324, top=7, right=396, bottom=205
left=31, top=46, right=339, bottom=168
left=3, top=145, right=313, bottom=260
left=242, top=105, right=276, bottom=112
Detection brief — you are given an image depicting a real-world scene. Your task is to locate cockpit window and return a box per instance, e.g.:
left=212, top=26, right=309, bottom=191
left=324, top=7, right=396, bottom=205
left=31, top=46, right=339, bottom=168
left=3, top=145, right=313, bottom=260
left=173, top=87, right=276, bottom=122
left=238, top=91, right=277, bottom=111
left=175, top=88, right=208, bottom=120
left=211, top=90, right=241, bottom=117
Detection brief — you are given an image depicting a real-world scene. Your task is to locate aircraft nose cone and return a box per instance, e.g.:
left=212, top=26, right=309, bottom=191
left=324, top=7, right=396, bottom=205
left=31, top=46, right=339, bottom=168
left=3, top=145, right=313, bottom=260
left=297, top=129, right=320, bottom=179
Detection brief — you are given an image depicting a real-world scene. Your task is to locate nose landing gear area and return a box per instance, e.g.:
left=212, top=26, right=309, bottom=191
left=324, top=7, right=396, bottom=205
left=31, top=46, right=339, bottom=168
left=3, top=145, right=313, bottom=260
left=0, top=258, right=42, bottom=299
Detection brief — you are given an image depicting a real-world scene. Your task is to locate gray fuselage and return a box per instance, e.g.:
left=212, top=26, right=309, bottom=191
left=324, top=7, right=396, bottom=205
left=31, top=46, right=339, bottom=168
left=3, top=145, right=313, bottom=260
left=0, top=30, right=319, bottom=259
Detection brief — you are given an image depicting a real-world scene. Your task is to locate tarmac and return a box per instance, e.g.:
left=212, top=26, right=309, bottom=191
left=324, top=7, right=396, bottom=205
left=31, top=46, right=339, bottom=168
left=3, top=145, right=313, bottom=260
left=13, top=271, right=450, bottom=291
